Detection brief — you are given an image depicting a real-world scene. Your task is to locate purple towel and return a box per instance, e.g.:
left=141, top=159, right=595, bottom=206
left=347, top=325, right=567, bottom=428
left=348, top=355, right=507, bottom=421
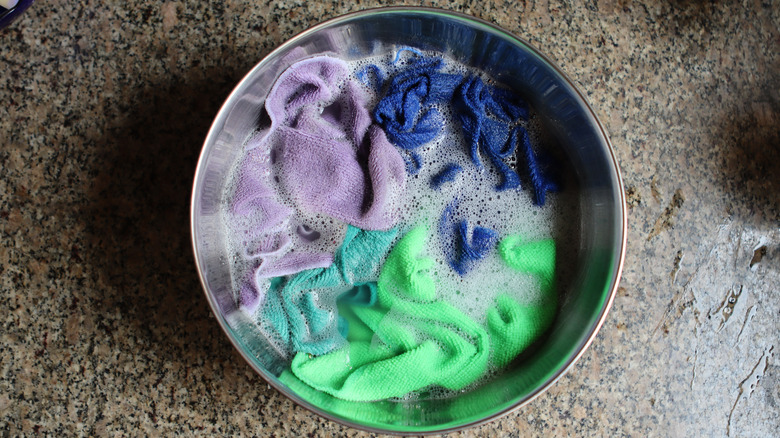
left=229, top=133, right=336, bottom=312
left=265, top=56, right=407, bottom=230
left=227, top=56, right=408, bottom=311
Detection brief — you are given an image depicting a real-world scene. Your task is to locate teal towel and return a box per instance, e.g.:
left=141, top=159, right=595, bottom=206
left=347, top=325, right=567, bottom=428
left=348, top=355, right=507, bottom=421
left=259, top=226, right=398, bottom=356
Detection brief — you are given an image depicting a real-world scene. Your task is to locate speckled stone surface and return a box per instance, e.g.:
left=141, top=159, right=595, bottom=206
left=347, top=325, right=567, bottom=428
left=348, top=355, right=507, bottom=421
left=1, top=0, right=778, bottom=436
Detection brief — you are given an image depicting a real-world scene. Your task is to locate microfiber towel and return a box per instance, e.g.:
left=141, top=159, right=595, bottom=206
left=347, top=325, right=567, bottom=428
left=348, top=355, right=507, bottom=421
left=259, top=225, right=399, bottom=356
left=498, top=234, right=556, bottom=287
left=439, top=199, right=498, bottom=276
left=515, top=126, right=560, bottom=206
left=228, top=133, right=336, bottom=312
left=289, top=225, right=492, bottom=401
left=453, top=75, right=528, bottom=191
left=355, top=64, right=384, bottom=92
left=454, top=75, right=560, bottom=203
left=263, top=56, right=407, bottom=230
left=373, top=54, right=463, bottom=173
left=278, top=369, right=408, bottom=425
left=490, top=234, right=557, bottom=368
left=430, top=163, right=462, bottom=189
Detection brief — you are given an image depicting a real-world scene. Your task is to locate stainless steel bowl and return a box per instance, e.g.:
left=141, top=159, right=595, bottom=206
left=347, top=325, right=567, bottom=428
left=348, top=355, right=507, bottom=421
left=191, top=7, right=626, bottom=434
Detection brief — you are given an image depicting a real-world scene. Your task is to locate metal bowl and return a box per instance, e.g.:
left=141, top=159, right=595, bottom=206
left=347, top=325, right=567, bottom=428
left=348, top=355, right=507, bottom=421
left=0, top=0, right=34, bottom=30
left=191, top=7, right=626, bottom=434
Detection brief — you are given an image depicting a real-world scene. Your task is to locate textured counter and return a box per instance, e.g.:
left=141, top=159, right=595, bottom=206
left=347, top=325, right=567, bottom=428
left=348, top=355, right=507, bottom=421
left=1, top=0, right=778, bottom=436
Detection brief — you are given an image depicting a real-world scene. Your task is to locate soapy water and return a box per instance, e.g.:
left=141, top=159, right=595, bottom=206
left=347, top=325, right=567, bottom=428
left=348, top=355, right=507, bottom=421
left=220, top=47, right=580, bottom=400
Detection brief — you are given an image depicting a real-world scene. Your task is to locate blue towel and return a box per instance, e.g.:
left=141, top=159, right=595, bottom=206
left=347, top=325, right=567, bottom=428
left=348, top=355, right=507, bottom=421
left=454, top=75, right=559, bottom=204
left=439, top=199, right=498, bottom=276
left=391, top=47, right=424, bottom=64
left=453, top=75, right=528, bottom=191
left=430, top=163, right=463, bottom=189
left=355, top=64, right=384, bottom=91
left=373, top=55, right=463, bottom=173
left=516, top=126, right=560, bottom=206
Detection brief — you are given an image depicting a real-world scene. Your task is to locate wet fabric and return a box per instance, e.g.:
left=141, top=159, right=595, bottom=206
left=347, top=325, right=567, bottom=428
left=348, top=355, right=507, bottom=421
left=498, top=234, right=556, bottom=287
left=454, top=74, right=560, bottom=203
left=355, top=64, right=384, bottom=91
left=491, top=234, right=557, bottom=367
left=264, top=55, right=407, bottom=230
left=233, top=53, right=563, bottom=403
left=453, top=75, right=528, bottom=191
left=289, top=225, right=492, bottom=401
left=516, top=127, right=560, bottom=206
left=228, top=133, right=336, bottom=312
left=259, top=226, right=399, bottom=356
left=439, top=199, right=498, bottom=276
left=372, top=56, right=462, bottom=173
left=430, top=163, right=462, bottom=189
left=287, top=227, right=559, bottom=401
left=228, top=56, right=408, bottom=311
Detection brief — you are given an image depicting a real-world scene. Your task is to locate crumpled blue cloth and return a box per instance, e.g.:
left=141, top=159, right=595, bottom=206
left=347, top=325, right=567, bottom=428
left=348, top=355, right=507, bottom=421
left=430, top=163, right=462, bottom=189
left=453, top=75, right=559, bottom=203
left=259, top=225, right=399, bottom=356
left=516, top=126, right=560, bottom=206
left=439, top=199, right=498, bottom=276
left=453, top=75, right=528, bottom=191
left=355, top=64, right=384, bottom=92
left=372, top=55, right=462, bottom=173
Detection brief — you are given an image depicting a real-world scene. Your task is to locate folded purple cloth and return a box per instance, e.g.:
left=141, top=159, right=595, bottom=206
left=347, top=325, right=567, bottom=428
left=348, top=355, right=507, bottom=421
left=229, top=133, right=336, bottom=312
left=266, top=56, right=407, bottom=230
left=227, top=56, right=408, bottom=311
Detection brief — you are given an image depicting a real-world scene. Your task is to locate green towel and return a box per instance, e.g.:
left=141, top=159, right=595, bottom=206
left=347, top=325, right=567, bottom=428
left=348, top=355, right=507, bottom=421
left=490, top=235, right=557, bottom=368
left=278, top=370, right=406, bottom=424
left=290, top=225, right=490, bottom=401
left=287, top=228, right=558, bottom=402
left=498, top=234, right=556, bottom=286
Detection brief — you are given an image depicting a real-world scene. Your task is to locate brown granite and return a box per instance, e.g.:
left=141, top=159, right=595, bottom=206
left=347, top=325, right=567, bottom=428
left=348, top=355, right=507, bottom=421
left=1, top=0, right=778, bottom=436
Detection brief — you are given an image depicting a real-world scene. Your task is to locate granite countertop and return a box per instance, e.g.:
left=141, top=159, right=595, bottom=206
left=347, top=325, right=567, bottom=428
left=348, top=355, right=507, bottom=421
left=1, top=0, right=777, bottom=436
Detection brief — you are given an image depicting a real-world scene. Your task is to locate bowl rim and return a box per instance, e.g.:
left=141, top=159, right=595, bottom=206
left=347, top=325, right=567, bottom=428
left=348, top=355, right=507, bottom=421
left=190, top=5, right=627, bottom=435
left=0, top=0, right=35, bottom=30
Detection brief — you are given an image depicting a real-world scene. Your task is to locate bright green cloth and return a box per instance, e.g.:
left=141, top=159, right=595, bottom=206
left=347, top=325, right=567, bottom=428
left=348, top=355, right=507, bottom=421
left=490, top=235, right=557, bottom=368
left=498, top=235, right=556, bottom=287
left=290, top=225, right=491, bottom=401
left=287, top=228, right=558, bottom=402
left=278, top=370, right=407, bottom=424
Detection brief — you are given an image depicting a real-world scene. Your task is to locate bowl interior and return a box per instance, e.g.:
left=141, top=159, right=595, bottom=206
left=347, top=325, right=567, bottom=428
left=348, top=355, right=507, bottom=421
left=191, top=8, right=624, bottom=434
